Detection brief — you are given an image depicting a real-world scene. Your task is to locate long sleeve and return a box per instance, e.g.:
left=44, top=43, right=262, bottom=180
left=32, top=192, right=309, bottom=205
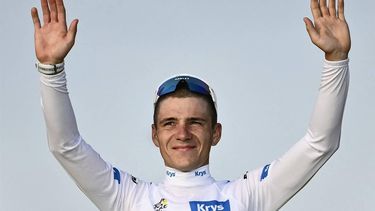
left=241, top=59, right=349, bottom=211
left=40, top=71, right=129, bottom=211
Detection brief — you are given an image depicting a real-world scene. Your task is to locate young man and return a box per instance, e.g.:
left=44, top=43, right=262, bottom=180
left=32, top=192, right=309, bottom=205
left=31, top=0, right=350, bottom=210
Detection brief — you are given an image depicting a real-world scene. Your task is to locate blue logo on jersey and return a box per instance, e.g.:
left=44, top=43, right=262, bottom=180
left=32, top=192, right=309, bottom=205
left=189, top=200, right=230, bottom=211
left=260, top=164, right=270, bottom=181
left=195, top=170, right=206, bottom=177
left=166, top=170, right=176, bottom=177
left=113, top=167, right=121, bottom=184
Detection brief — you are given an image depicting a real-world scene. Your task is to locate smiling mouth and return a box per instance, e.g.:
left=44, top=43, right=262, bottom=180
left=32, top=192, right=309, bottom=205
left=172, top=146, right=196, bottom=151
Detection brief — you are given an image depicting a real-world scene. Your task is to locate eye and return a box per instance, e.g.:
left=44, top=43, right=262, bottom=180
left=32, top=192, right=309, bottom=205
left=163, top=121, right=175, bottom=127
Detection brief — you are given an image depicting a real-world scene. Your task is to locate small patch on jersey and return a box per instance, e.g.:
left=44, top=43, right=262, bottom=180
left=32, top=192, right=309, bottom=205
left=260, top=164, right=270, bottom=181
left=189, top=200, right=231, bottom=211
left=153, top=198, right=168, bottom=211
left=113, top=167, right=121, bottom=184
left=195, top=170, right=207, bottom=177
left=131, top=175, right=138, bottom=184
left=243, top=171, right=248, bottom=179
left=166, top=170, right=176, bottom=177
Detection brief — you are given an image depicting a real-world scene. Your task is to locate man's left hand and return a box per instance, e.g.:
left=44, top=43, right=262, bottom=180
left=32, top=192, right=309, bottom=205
left=304, top=0, right=351, bottom=61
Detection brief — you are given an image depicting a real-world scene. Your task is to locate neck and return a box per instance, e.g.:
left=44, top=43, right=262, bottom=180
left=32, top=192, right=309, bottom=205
left=163, top=165, right=214, bottom=187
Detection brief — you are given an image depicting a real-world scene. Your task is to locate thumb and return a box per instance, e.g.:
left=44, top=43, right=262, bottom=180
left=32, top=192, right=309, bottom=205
left=67, top=19, right=79, bottom=43
left=303, top=17, right=318, bottom=43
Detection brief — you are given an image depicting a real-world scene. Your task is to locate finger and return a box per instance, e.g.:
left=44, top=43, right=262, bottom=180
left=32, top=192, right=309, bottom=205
left=48, top=0, right=58, bottom=22
left=338, top=0, right=345, bottom=20
left=56, top=0, right=66, bottom=23
left=31, top=7, right=41, bottom=29
left=304, top=17, right=319, bottom=43
left=328, top=0, right=337, bottom=17
left=311, top=0, right=322, bottom=21
left=319, top=0, right=329, bottom=16
left=41, top=0, right=50, bottom=24
left=67, top=19, right=79, bottom=43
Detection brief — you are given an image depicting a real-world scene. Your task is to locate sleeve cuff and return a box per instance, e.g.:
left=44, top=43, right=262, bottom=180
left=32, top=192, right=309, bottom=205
left=324, top=58, right=349, bottom=67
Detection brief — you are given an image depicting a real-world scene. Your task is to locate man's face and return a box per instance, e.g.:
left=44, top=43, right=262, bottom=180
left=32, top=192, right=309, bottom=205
left=152, top=96, right=221, bottom=172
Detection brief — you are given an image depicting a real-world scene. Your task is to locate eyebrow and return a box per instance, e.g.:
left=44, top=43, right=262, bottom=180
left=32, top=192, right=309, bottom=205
left=158, top=117, right=207, bottom=125
left=187, top=117, right=207, bottom=122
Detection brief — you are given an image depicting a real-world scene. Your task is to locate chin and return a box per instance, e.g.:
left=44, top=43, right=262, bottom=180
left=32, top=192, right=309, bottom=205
left=171, top=160, right=206, bottom=172
left=172, top=163, right=195, bottom=172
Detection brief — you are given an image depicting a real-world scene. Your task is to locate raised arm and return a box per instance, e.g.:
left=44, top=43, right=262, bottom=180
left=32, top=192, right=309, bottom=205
left=31, top=0, right=81, bottom=157
left=32, top=1, right=130, bottom=210
left=241, top=1, right=351, bottom=210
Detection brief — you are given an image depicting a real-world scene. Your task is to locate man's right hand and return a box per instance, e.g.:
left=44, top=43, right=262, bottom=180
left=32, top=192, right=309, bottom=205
left=31, top=0, right=78, bottom=64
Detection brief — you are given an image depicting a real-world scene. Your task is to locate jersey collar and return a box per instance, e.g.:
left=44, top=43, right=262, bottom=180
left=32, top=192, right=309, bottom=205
left=163, top=165, right=215, bottom=187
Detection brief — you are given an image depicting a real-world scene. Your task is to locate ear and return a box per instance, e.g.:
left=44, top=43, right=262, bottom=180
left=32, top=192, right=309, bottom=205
left=211, top=123, right=222, bottom=146
left=152, top=124, right=160, bottom=147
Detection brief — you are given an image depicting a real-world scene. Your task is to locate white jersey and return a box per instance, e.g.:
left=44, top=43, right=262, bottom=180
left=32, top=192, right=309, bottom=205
left=39, top=59, right=349, bottom=211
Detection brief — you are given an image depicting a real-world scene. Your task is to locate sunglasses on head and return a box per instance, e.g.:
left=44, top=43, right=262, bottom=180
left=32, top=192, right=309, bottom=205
left=155, top=75, right=217, bottom=110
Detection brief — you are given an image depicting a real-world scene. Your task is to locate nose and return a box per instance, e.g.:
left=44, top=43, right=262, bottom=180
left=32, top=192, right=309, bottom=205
left=176, top=123, right=192, bottom=141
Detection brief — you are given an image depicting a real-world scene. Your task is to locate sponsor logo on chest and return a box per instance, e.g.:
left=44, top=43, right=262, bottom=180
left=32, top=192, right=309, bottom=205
left=189, top=200, right=230, bottom=211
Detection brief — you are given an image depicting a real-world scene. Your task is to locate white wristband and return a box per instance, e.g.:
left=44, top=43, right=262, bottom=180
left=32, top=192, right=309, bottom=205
left=35, top=61, right=65, bottom=75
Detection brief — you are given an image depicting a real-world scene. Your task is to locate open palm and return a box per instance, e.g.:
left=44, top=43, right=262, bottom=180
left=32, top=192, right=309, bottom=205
left=304, top=0, right=351, bottom=60
left=31, top=0, right=78, bottom=64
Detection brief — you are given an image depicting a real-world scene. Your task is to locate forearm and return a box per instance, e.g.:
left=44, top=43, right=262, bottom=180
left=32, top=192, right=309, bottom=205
left=307, top=58, right=349, bottom=152
left=40, top=70, right=81, bottom=152
left=40, top=70, right=80, bottom=151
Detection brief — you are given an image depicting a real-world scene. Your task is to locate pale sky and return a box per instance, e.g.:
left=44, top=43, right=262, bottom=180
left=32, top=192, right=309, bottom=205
left=1, top=0, right=374, bottom=210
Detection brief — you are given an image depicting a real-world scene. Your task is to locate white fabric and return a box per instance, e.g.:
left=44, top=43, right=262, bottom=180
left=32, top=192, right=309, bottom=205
left=39, top=59, right=349, bottom=211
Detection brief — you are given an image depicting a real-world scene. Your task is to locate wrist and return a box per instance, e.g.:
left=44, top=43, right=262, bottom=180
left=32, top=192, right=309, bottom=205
left=37, top=55, right=64, bottom=65
left=325, top=51, right=348, bottom=61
